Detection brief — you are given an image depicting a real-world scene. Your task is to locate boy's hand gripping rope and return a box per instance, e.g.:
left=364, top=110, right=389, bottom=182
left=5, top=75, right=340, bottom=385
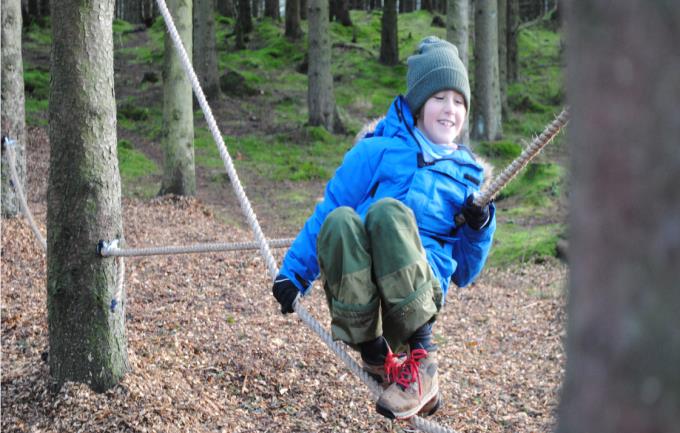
left=155, top=1, right=458, bottom=432
left=455, top=108, right=570, bottom=226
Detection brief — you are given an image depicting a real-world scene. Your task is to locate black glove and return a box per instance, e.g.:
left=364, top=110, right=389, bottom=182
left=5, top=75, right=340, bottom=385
left=272, top=275, right=300, bottom=314
left=461, top=193, right=491, bottom=230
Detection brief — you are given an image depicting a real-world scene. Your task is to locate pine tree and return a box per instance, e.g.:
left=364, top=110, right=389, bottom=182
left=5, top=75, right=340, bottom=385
left=47, top=0, right=128, bottom=392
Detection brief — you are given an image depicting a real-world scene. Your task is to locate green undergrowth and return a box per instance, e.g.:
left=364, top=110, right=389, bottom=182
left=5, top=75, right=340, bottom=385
left=489, top=223, right=563, bottom=267
left=117, top=139, right=159, bottom=198
left=194, top=126, right=351, bottom=182
left=22, top=12, right=567, bottom=267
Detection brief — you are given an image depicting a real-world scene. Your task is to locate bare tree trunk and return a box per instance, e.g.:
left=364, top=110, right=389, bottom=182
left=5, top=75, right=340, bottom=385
left=471, top=0, right=502, bottom=141
left=235, top=0, right=253, bottom=48
left=421, top=0, right=433, bottom=12
left=115, top=0, right=144, bottom=23
left=331, top=0, right=352, bottom=26
left=300, top=0, right=307, bottom=19
left=497, top=0, right=508, bottom=118
left=1, top=0, right=27, bottom=218
left=379, top=0, right=398, bottom=65
left=48, top=0, right=128, bottom=392
left=160, top=0, right=196, bottom=196
left=307, top=0, right=343, bottom=133
left=285, top=0, right=303, bottom=39
left=506, top=0, right=519, bottom=82
left=446, top=0, right=470, bottom=145
left=265, top=0, right=280, bottom=19
left=194, top=0, right=221, bottom=100
left=559, top=2, right=680, bottom=432
left=217, top=0, right=235, bottom=16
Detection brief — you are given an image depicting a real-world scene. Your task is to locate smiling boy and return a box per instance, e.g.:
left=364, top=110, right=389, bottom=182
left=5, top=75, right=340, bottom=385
left=273, top=36, right=496, bottom=419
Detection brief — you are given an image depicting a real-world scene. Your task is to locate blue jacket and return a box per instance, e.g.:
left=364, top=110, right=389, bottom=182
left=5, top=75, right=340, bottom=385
left=280, top=96, right=495, bottom=298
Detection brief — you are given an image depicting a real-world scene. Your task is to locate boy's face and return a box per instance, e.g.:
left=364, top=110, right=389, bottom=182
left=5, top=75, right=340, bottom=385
left=416, top=90, right=467, bottom=146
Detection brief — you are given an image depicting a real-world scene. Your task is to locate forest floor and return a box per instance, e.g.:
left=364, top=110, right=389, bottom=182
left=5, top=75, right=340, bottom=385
left=2, top=128, right=567, bottom=432
left=4, top=16, right=568, bottom=433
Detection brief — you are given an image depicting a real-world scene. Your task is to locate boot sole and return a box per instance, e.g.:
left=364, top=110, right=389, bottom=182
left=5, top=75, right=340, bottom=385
left=375, top=384, right=440, bottom=420
left=419, top=391, right=442, bottom=417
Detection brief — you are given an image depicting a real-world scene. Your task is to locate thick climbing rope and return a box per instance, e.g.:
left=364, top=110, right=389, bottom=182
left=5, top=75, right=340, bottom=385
left=3, top=137, right=46, bottom=251
left=473, top=108, right=570, bottom=207
left=155, top=2, right=458, bottom=432
left=99, top=238, right=294, bottom=257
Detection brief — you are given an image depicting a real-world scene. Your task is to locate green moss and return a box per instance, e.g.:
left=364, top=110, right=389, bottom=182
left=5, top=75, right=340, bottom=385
left=497, top=162, right=564, bottom=205
left=117, top=139, right=158, bottom=179
left=477, top=140, right=522, bottom=161
left=489, top=223, right=562, bottom=266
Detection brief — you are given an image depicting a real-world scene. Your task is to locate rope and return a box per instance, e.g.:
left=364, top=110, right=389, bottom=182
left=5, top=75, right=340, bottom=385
left=99, top=238, right=294, bottom=257
left=155, top=0, right=278, bottom=279
left=3, top=138, right=47, bottom=251
left=474, top=108, right=570, bottom=207
left=156, top=2, right=457, bottom=432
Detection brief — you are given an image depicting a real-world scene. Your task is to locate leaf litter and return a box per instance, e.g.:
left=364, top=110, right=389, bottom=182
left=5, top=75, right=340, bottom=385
left=2, top=130, right=567, bottom=432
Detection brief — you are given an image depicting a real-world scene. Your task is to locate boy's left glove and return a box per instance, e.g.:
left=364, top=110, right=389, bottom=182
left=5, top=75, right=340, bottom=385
left=461, top=193, right=491, bottom=230
left=272, top=275, right=300, bottom=314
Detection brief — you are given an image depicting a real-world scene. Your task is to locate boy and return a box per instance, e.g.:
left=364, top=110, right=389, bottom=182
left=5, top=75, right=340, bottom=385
left=273, top=36, right=495, bottom=419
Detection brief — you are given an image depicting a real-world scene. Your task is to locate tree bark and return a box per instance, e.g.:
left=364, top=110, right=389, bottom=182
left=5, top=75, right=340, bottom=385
left=331, top=0, right=352, bottom=26
left=446, top=0, right=470, bottom=144
left=160, top=0, right=196, bottom=196
left=264, top=0, right=280, bottom=19
left=235, top=0, right=253, bottom=47
left=506, top=0, right=519, bottom=82
left=47, top=0, right=128, bottom=392
left=115, top=0, right=143, bottom=23
left=307, top=0, right=342, bottom=133
left=2, top=0, right=27, bottom=218
left=217, top=0, right=235, bottom=16
left=497, top=0, right=508, bottom=117
left=285, top=0, right=303, bottom=39
left=471, top=0, right=502, bottom=141
left=194, top=0, right=221, bottom=100
left=379, top=0, right=398, bottom=65
left=558, top=2, right=680, bottom=432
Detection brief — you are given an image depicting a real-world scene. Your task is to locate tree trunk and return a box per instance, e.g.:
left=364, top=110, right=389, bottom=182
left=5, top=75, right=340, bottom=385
left=160, top=0, right=196, bottom=196
left=379, top=0, right=398, bottom=65
left=497, top=0, right=508, bottom=118
left=2, top=0, right=27, bottom=218
left=421, top=0, right=433, bottom=12
left=285, top=0, right=302, bottom=39
left=217, top=0, right=235, bottom=16
left=402, top=0, right=415, bottom=13
left=236, top=0, right=253, bottom=35
left=264, top=0, right=280, bottom=19
left=47, top=0, right=128, bottom=392
left=331, top=0, right=352, bottom=26
left=115, top=0, right=144, bottom=23
left=307, top=0, right=342, bottom=133
left=446, top=0, right=470, bottom=144
left=471, top=0, right=502, bottom=141
left=558, top=2, right=680, bottom=432
left=506, top=0, right=519, bottom=82
left=194, top=0, right=221, bottom=100
left=300, top=0, right=307, bottom=19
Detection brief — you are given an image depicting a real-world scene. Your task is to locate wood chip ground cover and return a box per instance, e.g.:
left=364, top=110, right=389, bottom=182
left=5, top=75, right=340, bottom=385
left=2, top=136, right=567, bottom=432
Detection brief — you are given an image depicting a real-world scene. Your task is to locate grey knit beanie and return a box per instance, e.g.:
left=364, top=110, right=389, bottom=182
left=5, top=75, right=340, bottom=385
left=405, top=36, right=470, bottom=115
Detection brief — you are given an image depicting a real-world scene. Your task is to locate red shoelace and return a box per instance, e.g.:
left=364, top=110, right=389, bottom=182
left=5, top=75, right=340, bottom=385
left=383, top=349, right=403, bottom=383
left=393, top=348, right=428, bottom=397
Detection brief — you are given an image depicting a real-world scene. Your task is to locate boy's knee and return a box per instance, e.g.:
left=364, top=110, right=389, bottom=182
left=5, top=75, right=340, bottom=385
left=366, top=198, right=414, bottom=229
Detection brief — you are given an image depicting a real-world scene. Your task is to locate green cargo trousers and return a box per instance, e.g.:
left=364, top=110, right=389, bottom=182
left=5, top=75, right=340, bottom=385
left=316, top=198, right=443, bottom=351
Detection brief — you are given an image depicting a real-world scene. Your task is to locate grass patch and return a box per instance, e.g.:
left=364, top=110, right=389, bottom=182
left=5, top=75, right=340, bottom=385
left=489, top=223, right=562, bottom=266
left=117, top=139, right=159, bottom=179
left=497, top=162, right=564, bottom=206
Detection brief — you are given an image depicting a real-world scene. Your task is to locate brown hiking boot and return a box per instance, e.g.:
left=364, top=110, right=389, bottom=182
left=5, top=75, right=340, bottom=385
left=375, top=349, right=439, bottom=420
left=362, top=348, right=403, bottom=389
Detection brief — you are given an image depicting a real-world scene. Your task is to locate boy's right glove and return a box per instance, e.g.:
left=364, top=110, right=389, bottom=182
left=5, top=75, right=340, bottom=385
left=461, top=193, right=491, bottom=230
left=272, top=275, right=300, bottom=314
